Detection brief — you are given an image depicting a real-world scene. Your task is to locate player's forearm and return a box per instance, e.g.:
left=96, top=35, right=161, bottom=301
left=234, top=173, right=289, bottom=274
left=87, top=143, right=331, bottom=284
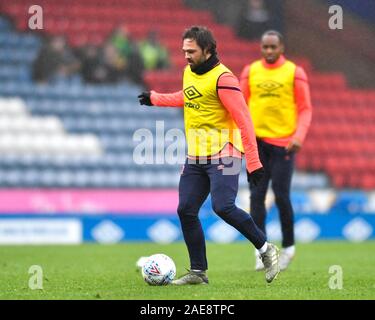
left=239, top=65, right=251, bottom=102
left=218, top=75, right=262, bottom=173
left=229, top=100, right=262, bottom=173
left=294, top=73, right=312, bottom=143
left=294, top=108, right=312, bottom=143
left=150, top=90, right=184, bottom=107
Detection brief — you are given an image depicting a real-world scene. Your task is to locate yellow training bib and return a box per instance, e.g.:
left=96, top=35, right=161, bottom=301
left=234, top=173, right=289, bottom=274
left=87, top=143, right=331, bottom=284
left=248, top=60, right=297, bottom=138
left=183, top=64, right=243, bottom=157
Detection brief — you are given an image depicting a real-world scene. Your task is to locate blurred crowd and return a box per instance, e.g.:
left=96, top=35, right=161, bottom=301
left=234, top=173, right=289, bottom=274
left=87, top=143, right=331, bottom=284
left=32, top=25, right=170, bottom=85
left=184, top=0, right=283, bottom=40
left=237, top=0, right=276, bottom=39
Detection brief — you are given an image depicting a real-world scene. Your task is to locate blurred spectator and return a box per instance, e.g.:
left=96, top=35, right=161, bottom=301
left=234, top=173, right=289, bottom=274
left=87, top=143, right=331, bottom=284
left=125, top=43, right=144, bottom=85
left=109, top=25, right=144, bottom=84
left=79, top=45, right=101, bottom=83
left=32, top=35, right=80, bottom=83
left=184, top=0, right=283, bottom=38
left=101, top=42, right=127, bottom=83
left=111, top=25, right=135, bottom=61
left=139, top=31, right=170, bottom=70
left=79, top=42, right=127, bottom=84
left=237, top=0, right=272, bottom=39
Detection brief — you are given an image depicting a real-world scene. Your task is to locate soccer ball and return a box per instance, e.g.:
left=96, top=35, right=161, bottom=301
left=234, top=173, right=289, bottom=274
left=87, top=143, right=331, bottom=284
left=141, top=254, right=176, bottom=286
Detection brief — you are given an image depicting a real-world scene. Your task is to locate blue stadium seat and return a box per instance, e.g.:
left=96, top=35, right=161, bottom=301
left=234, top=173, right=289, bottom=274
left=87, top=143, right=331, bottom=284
left=0, top=21, right=185, bottom=188
left=0, top=16, right=14, bottom=31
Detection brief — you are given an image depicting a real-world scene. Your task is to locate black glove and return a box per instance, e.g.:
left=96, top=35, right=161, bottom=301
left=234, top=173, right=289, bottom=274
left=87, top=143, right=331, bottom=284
left=247, top=167, right=265, bottom=186
left=137, top=92, right=152, bottom=106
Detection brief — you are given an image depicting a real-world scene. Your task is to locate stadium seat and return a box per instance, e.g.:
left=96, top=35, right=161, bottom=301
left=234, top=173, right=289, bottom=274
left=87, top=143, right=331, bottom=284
left=0, top=2, right=374, bottom=189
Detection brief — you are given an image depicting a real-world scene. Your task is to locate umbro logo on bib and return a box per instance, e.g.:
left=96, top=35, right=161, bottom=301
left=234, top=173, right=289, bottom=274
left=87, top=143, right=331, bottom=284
left=184, top=86, right=203, bottom=100
left=257, top=80, right=283, bottom=93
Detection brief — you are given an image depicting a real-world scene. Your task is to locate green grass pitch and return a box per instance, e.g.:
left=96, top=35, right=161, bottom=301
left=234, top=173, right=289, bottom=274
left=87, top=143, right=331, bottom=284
left=0, top=241, right=374, bottom=300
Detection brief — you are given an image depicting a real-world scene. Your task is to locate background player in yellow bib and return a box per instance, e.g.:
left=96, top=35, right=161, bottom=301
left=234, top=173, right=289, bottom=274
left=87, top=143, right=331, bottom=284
left=138, top=26, right=280, bottom=284
left=240, top=30, right=312, bottom=271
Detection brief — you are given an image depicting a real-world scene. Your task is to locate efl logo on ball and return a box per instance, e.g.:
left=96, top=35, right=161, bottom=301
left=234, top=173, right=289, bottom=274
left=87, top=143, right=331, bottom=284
left=141, top=254, right=176, bottom=286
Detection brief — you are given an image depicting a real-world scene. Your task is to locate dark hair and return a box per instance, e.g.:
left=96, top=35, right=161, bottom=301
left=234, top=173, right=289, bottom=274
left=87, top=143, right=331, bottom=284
left=182, top=26, right=217, bottom=55
left=262, top=30, right=284, bottom=45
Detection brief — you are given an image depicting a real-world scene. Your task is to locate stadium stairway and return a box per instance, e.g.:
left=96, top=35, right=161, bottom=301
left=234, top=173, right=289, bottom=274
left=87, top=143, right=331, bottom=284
left=0, top=0, right=375, bottom=189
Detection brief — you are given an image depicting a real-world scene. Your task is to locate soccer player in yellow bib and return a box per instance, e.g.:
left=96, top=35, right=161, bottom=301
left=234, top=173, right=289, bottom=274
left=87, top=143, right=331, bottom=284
left=138, top=26, right=280, bottom=284
left=240, top=30, right=312, bottom=271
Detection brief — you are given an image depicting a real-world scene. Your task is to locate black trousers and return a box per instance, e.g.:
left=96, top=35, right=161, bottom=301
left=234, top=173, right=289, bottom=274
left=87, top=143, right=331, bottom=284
left=177, top=157, right=266, bottom=271
left=249, top=140, right=295, bottom=248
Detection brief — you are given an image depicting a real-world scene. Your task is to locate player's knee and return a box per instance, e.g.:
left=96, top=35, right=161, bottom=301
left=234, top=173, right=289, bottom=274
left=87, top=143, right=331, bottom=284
left=251, top=192, right=266, bottom=203
left=177, top=202, right=188, bottom=217
left=274, top=194, right=292, bottom=207
left=177, top=202, right=197, bottom=219
left=212, top=200, right=235, bottom=216
left=272, top=183, right=290, bottom=198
